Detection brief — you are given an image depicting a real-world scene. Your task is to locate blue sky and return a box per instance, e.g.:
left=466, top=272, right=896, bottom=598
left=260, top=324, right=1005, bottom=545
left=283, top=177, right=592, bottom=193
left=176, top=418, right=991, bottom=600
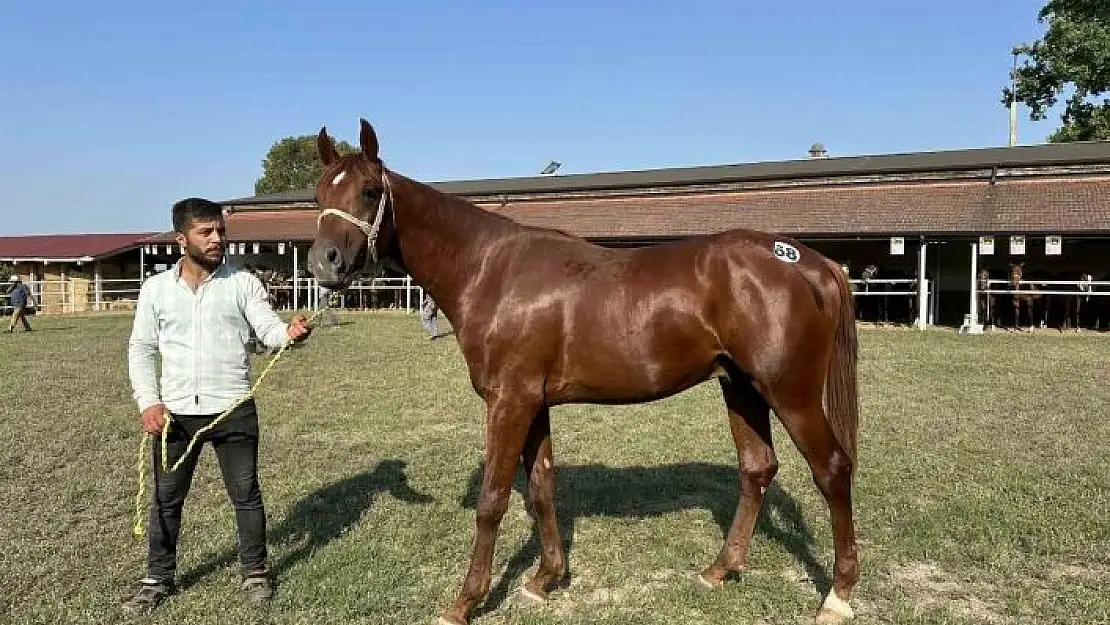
left=1, top=0, right=1059, bottom=235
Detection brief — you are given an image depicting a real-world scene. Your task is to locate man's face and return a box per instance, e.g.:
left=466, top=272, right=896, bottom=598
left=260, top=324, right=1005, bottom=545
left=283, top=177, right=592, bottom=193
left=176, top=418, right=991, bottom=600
left=176, top=217, right=227, bottom=268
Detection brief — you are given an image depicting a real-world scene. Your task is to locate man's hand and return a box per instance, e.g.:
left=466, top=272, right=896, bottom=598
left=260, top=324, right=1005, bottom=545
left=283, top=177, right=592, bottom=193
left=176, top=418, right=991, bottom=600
left=287, top=314, right=313, bottom=342
left=141, top=404, right=168, bottom=434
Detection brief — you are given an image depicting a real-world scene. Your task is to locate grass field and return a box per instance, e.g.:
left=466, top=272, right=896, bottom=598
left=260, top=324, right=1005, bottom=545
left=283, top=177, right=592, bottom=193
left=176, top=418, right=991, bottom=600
left=1, top=312, right=1108, bottom=625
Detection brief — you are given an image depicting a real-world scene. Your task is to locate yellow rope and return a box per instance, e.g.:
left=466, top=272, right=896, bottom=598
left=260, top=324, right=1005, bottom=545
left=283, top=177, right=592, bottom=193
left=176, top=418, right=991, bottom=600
left=132, top=309, right=327, bottom=539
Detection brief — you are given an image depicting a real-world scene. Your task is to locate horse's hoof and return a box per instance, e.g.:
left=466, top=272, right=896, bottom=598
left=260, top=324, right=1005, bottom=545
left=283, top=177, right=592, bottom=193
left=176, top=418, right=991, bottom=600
left=814, top=591, right=854, bottom=624
left=520, top=587, right=547, bottom=603
left=693, top=573, right=721, bottom=593
left=437, top=615, right=466, bottom=625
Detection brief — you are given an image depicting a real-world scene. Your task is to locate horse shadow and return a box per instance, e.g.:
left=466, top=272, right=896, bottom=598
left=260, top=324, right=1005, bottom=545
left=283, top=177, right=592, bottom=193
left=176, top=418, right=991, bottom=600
left=459, top=462, right=829, bottom=616
left=177, top=459, right=434, bottom=589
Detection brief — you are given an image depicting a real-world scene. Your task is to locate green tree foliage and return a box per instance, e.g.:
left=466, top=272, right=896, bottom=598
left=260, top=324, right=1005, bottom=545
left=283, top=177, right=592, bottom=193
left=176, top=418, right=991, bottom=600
left=1005, top=0, right=1110, bottom=142
left=254, top=134, right=358, bottom=195
left=1007, top=0, right=1110, bottom=142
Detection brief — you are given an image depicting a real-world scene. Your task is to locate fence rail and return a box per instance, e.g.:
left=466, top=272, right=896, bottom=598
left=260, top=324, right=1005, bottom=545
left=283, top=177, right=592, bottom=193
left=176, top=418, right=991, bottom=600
left=982, top=279, right=1110, bottom=297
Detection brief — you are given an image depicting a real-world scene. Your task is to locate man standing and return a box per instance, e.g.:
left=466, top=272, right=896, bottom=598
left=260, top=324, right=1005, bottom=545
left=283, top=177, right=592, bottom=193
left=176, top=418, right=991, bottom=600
left=420, top=293, right=439, bottom=339
left=122, top=198, right=312, bottom=614
left=4, top=274, right=33, bottom=333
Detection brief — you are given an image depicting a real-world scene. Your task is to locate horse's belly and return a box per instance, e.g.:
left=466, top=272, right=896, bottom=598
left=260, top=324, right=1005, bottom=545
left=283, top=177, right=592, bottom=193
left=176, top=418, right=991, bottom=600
left=548, top=338, right=718, bottom=405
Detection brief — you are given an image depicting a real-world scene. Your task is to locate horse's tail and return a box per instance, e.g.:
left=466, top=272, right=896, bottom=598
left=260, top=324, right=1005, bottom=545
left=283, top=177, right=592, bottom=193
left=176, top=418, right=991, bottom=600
left=825, top=261, right=860, bottom=469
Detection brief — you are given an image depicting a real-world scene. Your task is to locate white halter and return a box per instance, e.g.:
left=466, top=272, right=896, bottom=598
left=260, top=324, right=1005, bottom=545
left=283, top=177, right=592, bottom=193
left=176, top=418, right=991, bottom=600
left=316, top=170, right=393, bottom=266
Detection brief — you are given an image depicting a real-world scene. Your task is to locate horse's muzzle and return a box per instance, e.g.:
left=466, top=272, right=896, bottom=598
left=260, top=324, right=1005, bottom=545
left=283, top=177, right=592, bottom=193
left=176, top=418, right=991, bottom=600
left=307, top=241, right=350, bottom=289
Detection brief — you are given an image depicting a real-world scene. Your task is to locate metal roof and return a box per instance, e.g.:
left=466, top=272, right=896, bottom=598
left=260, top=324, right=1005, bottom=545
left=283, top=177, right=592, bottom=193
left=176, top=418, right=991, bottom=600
left=221, top=140, right=1110, bottom=206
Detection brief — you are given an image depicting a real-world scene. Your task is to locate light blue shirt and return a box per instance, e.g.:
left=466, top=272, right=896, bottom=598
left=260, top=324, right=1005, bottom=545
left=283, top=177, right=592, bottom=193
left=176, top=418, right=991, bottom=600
left=127, top=261, right=290, bottom=415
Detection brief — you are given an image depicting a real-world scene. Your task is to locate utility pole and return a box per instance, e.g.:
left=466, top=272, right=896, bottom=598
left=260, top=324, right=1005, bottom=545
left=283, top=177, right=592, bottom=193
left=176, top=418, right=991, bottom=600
left=1009, top=52, right=1019, bottom=146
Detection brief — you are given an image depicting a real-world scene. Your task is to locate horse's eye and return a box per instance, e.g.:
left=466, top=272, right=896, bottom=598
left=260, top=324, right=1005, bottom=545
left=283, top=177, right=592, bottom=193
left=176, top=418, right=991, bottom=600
left=362, top=187, right=378, bottom=202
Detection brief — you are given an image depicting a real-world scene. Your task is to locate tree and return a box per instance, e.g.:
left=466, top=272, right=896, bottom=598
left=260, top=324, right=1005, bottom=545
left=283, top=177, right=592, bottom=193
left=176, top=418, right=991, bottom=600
left=1004, top=0, right=1110, bottom=142
left=254, top=134, right=358, bottom=195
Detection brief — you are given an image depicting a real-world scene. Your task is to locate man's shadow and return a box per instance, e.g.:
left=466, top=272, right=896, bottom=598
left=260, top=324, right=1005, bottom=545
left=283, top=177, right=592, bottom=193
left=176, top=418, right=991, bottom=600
left=178, top=459, right=434, bottom=589
left=459, top=462, right=830, bottom=616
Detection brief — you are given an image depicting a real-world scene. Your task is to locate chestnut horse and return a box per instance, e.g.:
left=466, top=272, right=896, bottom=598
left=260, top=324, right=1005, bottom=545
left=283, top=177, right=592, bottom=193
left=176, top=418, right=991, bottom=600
left=307, top=119, right=861, bottom=625
left=1009, top=263, right=1044, bottom=329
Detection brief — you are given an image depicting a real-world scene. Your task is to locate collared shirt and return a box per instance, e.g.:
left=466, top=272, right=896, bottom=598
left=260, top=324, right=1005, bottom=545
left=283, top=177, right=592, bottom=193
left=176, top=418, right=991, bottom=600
left=127, top=261, right=290, bottom=416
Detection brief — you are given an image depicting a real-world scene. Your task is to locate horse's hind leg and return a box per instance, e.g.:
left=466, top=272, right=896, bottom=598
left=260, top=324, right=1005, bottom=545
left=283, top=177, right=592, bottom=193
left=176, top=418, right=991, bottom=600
left=520, top=406, right=567, bottom=601
left=697, top=375, right=777, bottom=589
left=772, top=397, right=858, bottom=624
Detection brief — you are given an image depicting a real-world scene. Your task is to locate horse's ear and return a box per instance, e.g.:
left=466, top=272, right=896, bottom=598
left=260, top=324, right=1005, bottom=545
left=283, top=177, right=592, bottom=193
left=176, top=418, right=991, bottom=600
left=359, top=118, right=380, bottom=162
left=318, top=126, right=340, bottom=166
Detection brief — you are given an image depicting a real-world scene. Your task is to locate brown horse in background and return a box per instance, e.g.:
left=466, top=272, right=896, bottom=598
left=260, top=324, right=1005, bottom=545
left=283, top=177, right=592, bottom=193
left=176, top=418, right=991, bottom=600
left=977, top=269, right=996, bottom=327
left=1009, top=263, right=1044, bottom=329
left=307, top=119, right=862, bottom=625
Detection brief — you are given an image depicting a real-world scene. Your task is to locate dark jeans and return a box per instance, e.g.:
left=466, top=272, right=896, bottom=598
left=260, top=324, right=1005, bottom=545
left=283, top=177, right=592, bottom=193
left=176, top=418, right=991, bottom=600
left=146, top=399, right=268, bottom=582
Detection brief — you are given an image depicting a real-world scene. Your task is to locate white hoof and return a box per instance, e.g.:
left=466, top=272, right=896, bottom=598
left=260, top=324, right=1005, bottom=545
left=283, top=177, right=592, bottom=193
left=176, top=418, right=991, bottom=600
left=815, top=590, right=854, bottom=624
left=694, top=573, right=719, bottom=591
left=520, top=587, right=546, bottom=603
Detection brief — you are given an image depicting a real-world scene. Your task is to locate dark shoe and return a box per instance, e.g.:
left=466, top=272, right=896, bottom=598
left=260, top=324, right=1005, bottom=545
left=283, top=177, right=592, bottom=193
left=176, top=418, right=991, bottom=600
left=241, top=571, right=274, bottom=607
left=120, top=578, right=175, bottom=614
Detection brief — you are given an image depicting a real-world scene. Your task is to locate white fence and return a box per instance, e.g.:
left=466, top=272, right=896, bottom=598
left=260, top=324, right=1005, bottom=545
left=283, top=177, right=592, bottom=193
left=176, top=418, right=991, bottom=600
left=982, top=279, right=1110, bottom=297
left=2, top=278, right=143, bottom=315
left=849, top=278, right=920, bottom=296
left=263, top=275, right=425, bottom=312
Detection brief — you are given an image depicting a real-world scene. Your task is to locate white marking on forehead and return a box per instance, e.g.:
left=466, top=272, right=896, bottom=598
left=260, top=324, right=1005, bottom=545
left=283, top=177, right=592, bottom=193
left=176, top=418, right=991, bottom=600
left=331, top=171, right=347, bottom=186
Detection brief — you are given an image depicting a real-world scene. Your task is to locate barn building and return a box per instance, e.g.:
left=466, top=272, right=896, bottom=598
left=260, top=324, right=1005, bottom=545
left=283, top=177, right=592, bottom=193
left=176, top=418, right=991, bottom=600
left=9, top=140, right=1110, bottom=328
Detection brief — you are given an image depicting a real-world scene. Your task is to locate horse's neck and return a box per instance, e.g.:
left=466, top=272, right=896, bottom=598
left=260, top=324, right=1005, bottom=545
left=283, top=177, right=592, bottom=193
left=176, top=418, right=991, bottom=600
left=388, top=173, right=517, bottom=317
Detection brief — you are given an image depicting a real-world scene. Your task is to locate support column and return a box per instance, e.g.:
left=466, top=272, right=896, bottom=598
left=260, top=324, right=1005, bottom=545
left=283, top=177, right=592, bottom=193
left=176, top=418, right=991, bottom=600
left=916, top=241, right=928, bottom=330
left=292, top=244, right=300, bottom=311
left=94, top=262, right=102, bottom=312
left=139, top=246, right=146, bottom=284
left=963, top=242, right=984, bottom=335
left=405, top=274, right=412, bottom=311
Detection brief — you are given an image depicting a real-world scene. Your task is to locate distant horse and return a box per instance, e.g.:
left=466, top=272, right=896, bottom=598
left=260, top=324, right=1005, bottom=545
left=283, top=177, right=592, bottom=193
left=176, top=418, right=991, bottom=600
left=977, top=269, right=996, bottom=327
left=858, top=264, right=885, bottom=323
left=262, top=268, right=292, bottom=310
left=1008, top=263, right=1044, bottom=329
left=1069, top=273, right=1094, bottom=331
left=307, top=119, right=861, bottom=625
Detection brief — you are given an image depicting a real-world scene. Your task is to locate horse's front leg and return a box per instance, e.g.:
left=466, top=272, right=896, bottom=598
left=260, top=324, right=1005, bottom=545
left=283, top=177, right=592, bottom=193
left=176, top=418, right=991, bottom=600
left=440, top=392, right=538, bottom=625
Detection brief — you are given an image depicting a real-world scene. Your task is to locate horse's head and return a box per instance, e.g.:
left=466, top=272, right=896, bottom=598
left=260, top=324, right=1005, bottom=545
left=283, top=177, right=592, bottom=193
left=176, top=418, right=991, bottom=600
left=977, top=268, right=990, bottom=290
left=862, top=265, right=878, bottom=282
left=1008, top=262, right=1024, bottom=286
left=307, top=118, right=394, bottom=289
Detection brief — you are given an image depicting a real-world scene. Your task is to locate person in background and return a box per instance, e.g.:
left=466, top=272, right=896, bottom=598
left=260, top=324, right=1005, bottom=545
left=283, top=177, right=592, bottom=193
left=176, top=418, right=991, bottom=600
left=317, top=284, right=340, bottom=328
left=420, top=294, right=440, bottom=339
left=5, top=274, right=34, bottom=333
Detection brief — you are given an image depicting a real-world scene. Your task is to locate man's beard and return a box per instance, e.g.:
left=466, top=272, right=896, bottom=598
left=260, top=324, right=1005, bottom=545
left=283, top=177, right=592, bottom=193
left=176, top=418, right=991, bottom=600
left=185, top=242, right=223, bottom=271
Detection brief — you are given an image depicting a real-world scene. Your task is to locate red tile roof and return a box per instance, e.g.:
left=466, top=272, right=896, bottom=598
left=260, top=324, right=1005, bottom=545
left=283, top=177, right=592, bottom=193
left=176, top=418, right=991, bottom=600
left=0, top=233, right=159, bottom=261
left=486, top=175, right=1110, bottom=238
left=148, top=175, right=1110, bottom=243
left=142, top=211, right=319, bottom=244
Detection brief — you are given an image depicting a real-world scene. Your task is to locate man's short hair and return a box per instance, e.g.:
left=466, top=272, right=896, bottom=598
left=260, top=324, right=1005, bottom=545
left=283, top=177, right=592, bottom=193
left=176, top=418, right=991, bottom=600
left=172, top=198, right=225, bottom=233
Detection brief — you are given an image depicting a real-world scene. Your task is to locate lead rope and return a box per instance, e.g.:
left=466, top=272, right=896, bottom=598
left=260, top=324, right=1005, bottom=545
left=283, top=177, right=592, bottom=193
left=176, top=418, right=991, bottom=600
left=132, top=307, right=329, bottom=538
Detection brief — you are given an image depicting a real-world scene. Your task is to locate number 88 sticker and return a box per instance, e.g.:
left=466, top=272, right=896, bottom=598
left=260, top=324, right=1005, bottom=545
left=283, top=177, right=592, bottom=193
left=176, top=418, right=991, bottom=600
left=773, top=241, right=801, bottom=263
